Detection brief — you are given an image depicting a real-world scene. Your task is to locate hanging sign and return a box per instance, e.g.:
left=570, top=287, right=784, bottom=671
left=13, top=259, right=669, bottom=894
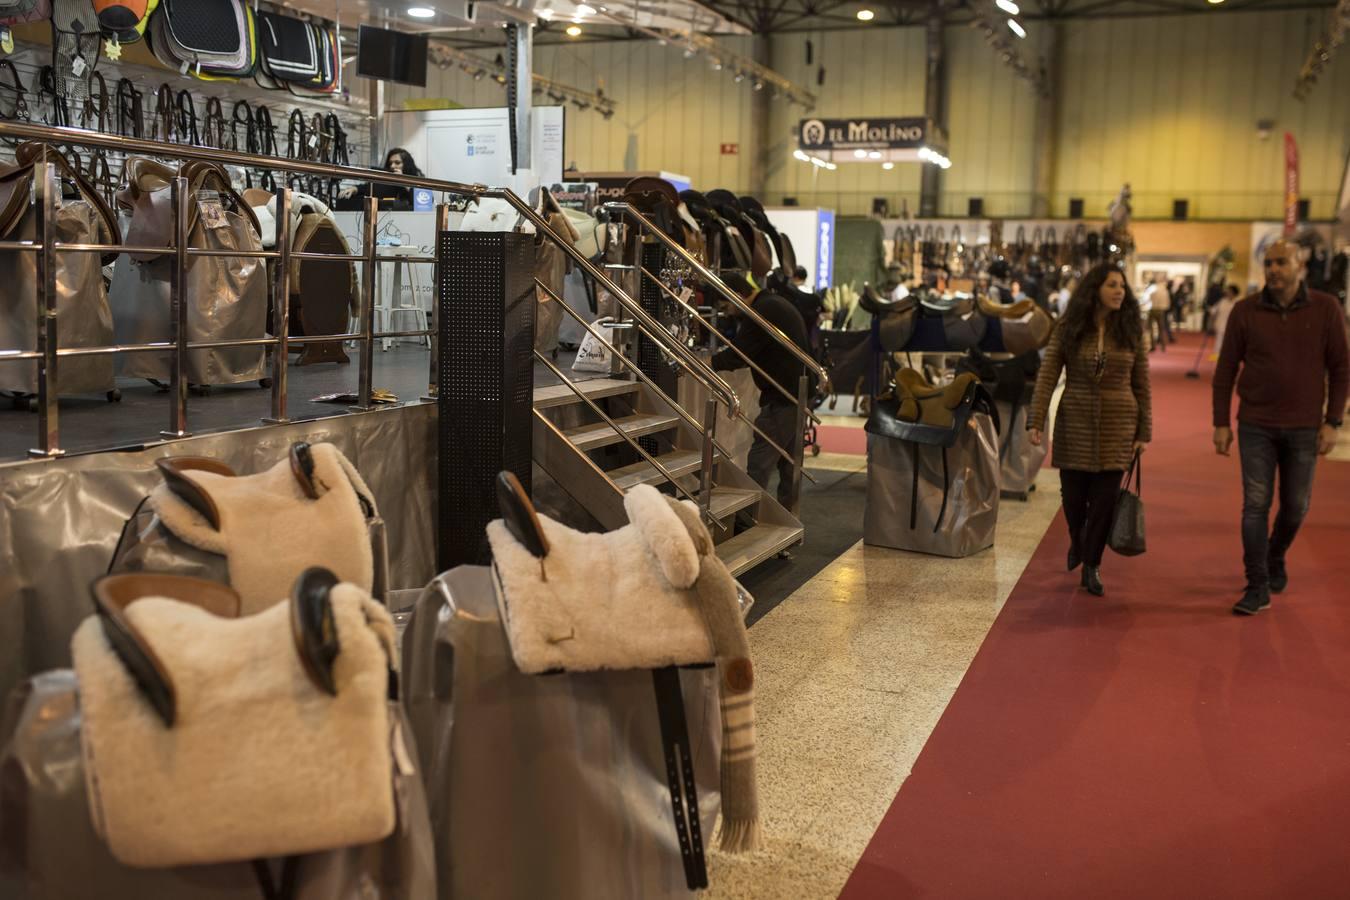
left=548, top=182, right=600, bottom=212
left=413, top=188, right=434, bottom=212
left=798, top=117, right=929, bottom=151
left=1283, top=132, right=1299, bottom=236
left=720, top=143, right=739, bottom=155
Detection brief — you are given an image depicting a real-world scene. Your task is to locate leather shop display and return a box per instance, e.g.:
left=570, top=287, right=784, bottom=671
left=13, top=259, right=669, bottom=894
left=0, top=141, right=120, bottom=403
left=246, top=186, right=360, bottom=365
left=400, top=475, right=759, bottom=898
left=958, top=349, right=1047, bottom=500
left=0, top=569, right=436, bottom=899
left=109, top=157, right=269, bottom=387
left=108, top=441, right=389, bottom=608
left=864, top=369, right=1001, bottom=557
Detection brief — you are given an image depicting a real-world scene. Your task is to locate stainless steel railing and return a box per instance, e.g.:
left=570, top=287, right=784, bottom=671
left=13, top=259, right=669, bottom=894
left=0, top=120, right=744, bottom=460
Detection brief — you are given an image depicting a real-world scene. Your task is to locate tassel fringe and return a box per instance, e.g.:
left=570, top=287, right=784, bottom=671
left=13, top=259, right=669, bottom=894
left=717, top=817, right=763, bottom=854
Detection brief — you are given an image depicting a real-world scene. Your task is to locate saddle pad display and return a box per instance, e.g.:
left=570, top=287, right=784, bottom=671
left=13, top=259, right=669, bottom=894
left=161, top=0, right=244, bottom=61
left=259, top=11, right=318, bottom=80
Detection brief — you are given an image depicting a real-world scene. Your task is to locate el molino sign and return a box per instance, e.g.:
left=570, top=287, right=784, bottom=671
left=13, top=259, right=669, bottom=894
left=797, top=117, right=930, bottom=151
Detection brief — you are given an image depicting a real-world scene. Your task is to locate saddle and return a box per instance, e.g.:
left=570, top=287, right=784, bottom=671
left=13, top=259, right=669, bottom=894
left=623, top=176, right=700, bottom=254
left=859, top=283, right=918, bottom=352
left=488, top=474, right=760, bottom=865
left=109, top=442, right=388, bottom=612
left=866, top=369, right=999, bottom=448
left=117, top=156, right=263, bottom=257
left=708, top=188, right=770, bottom=277
left=976, top=294, right=1053, bottom=354
left=71, top=569, right=397, bottom=868
left=904, top=291, right=988, bottom=351
left=681, top=188, right=752, bottom=270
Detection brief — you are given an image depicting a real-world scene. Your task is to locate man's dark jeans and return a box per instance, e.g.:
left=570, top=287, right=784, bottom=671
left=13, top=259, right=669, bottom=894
left=1238, top=423, right=1318, bottom=590
left=747, top=400, right=800, bottom=509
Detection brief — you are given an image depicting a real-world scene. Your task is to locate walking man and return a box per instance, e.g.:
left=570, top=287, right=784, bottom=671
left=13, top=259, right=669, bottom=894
left=1213, top=239, right=1349, bottom=615
left=713, top=273, right=812, bottom=511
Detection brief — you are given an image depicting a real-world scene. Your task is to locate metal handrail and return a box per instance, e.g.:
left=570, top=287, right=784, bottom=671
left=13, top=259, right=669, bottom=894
left=534, top=278, right=736, bottom=466
left=604, top=202, right=832, bottom=393
left=494, top=189, right=741, bottom=420
left=639, top=263, right=823, bottom=425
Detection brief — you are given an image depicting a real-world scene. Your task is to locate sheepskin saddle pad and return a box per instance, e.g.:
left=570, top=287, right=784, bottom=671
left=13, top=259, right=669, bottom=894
left=148, top=441, right=379, bottom=614
left=71, top=570, right=397, bottom=869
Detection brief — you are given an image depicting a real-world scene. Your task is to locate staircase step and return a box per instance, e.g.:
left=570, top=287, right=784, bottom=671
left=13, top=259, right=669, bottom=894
left=708, top=487, right=761, bottom=520
left=533, top=377, right=639, bottom=410
left=609, top=449, right=708, bottom=490
left=565, top=412, right=681, bottom=452
left=716, top=524, right=804, bottom=577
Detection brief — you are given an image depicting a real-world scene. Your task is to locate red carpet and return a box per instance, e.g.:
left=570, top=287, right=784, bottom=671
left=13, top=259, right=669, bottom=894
left=841, top=335, right=1350, bottom=899
left=816, top=423, right=869, bottom=455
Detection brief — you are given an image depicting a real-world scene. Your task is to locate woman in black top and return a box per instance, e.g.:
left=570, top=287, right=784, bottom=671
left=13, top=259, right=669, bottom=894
left=339, top=148, right=423, bottom=210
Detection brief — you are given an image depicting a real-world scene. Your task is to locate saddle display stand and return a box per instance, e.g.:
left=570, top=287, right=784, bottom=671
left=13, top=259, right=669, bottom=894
left=400, top=475, right=759, bottom=898
left=0, top=571, right=436, bottom=899
left=864, top=370, right=1001, bottom=558
left=107, top=441, right=389, bottom=611
left=956, top=349, right=1046, bottom=500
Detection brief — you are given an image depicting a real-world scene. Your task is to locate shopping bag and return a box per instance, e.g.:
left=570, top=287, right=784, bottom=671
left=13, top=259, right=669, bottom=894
left=1108, top=452, right=1146, bottom=556
left=571, top=316, right=616, bottom=373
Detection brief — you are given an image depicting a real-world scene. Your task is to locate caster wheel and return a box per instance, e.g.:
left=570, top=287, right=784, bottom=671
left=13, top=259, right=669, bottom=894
left=259, top=377, right=273, bottom=388
left=810, top=444, right=821, bottom=457
left=106, top=389, right=122, bottom=403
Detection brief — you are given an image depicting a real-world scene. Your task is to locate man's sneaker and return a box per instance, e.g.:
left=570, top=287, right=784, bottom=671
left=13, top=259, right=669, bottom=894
left=1233, top=588, right=1271, bottom=616
left=1268, top=558, right=1288, bottom=594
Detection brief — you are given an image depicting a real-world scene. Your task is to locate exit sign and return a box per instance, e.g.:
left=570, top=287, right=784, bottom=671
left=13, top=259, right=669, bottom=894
left=720, top=143, right=739, bottom=155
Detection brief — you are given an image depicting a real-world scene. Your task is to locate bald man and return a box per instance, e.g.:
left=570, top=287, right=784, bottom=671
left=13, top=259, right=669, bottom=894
left=1213, top=239, right=1349, bottom=615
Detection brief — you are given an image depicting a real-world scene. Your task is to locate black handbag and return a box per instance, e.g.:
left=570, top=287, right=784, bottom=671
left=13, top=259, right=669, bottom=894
left=1108, top=453, right=1146, bottom=556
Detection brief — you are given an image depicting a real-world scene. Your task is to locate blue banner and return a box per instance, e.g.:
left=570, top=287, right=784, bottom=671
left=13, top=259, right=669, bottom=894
left=816, top=210, right=835, bottom=289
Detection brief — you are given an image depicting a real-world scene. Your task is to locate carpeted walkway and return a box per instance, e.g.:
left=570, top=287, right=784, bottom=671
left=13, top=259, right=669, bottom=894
left=841, top=335, right=1350, bottom=899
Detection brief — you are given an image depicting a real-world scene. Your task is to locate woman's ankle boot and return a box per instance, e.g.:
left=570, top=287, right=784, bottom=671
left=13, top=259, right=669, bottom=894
left=1081, top=564, right=1104, bottom=596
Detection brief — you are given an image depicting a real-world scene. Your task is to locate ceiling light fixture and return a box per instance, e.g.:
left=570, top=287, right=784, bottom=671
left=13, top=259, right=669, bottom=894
left=882, top=161, right=895, bottom=170
left=575, top=3, right=596, bottom=13
left=753, top=79, right=764, bottom=90
left=1007, top=18, right=1026, bottom=37
left=856, top=8, right=875, bottom=20
left=853, top=149, right=868, bottom=158
left=995, top=0, right=1019, bottom=14
left=407, top=6, right=435, bottom=16
left=1207, top=0, right=1224, bottom=4
left=538, top=7, right=553, bottom=17
left=868, top=150, right=882, bottom=159
left=734, top=72, right=745, bottom=82
left=566, top=23, right=582, bottom=35
left=793, top=149, right=809, bottom=161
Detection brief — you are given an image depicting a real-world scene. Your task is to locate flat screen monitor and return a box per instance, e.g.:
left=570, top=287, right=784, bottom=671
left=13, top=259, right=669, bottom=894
left=357, top=25, right=429, bottom=87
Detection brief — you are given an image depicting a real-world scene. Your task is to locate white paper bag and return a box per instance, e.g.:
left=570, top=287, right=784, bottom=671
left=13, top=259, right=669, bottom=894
left=572, top=317, right=616, bottom=373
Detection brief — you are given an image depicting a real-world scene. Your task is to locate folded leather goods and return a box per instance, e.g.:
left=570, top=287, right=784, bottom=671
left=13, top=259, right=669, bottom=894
left=488, top=480, right=761, bottom=853
left=70, top=570, right=397, bottom=868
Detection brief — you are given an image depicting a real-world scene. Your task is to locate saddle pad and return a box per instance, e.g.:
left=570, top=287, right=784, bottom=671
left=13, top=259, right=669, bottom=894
left=259, top=11, right=319, bottom=80
left=193, top=2, right=255, bottom=79
left=71, top=584, right=396, bottom=867
left=161, top=0, right=246, bottom=65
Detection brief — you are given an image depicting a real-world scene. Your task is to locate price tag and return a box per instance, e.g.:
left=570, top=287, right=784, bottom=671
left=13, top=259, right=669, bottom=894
left=1, top=27, right=14, bottom=55
left=307, top=132, right=319, bottom=149
left=70, top=55, right=87, bottom=77
left=199, top=200, right=229, bottom=230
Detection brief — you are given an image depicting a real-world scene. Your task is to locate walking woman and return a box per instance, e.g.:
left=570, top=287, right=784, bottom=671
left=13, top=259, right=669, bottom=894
left=1028, top=263, right=1152, bottom=596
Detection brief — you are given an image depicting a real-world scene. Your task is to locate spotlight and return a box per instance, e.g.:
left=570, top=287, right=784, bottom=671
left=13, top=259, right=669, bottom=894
left=995, top=0, right=1019, bottom=13
left=538, top=8, right=554, bottom=18
left=712, top=59, right=723, bottom=70
left=856, top=8, right=874, bottom=20
left=793, top=149, right=809, bottom=161
left=600, top=107, right=615, bottom=119
left=867, top=150, right=881, bottom=159
left=753, top=79, right=764, bottom=90
left=576, top=3, right=596, bottom=13
left=853, top=149, right=868, bottom=158
left=882, top=161, right=895, bottom=170
left=566, top=23, right=582, bottom=35
left=1207, top=0, right=1224, bottom=4
left=683, top=47, right=695, bottom=58
left=473, top=69, right=486, bottom=80
left=734, top=72, right=745, bottom=83
left=493, top=73, right=507, bottom=84
left=407, top=6, right=435, bottom=17
left=1007, top=18, right=1026, bottom=38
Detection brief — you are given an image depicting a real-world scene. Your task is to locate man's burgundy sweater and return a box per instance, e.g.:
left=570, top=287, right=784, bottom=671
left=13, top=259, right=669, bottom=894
left=1212, top=284, right=1350, bottom=429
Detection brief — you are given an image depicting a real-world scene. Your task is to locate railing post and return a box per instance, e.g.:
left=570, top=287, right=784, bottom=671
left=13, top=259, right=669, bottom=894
left=699, top=397, right=717, bottom=522
left=160, top=175, right=191, bottom=439
left=424, top=201, right=450, bottom=401
left=263, top=185, right=291, bottom=424
left=28, top=161, right=62, bottom=459
left=352, top=194, right=379, bottom=410
left=789, top=373, right=809, bottom=515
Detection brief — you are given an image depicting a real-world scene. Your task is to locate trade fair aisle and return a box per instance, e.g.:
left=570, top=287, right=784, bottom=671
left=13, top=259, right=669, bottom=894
left=707, top=464, right=1064, bottom=898
left=841, top=341, right=1350, bottom=898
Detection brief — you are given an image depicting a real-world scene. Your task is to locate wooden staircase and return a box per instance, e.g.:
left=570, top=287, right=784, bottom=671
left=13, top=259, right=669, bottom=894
left=531, top=376, right=803, bottom=577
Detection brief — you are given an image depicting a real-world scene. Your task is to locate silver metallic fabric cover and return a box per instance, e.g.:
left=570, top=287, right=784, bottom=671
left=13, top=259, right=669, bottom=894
left=0, top=405, right=436, bottom=712
left=0, top=670, right=436, bottom=900
left=0, top=201, right=115, bottom=396
left=864, top=412, right=1000, bottom=558
left=107, top=211, right=267, bottom=386
left=401, top=565, right=722, bottom=900
left=996, top=400, right=1047, bottom=497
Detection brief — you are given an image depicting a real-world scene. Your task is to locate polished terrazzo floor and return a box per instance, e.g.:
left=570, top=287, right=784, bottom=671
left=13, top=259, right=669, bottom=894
left=709, top=462, right=1063, bottom=899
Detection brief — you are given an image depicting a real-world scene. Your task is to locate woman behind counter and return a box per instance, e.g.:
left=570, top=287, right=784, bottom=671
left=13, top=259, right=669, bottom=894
left=337, top=148, right=423, bottom=211
left=1028, top=263, right=1152, bottom=597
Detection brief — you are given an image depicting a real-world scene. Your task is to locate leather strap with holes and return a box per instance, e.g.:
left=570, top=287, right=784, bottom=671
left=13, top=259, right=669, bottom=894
left=0, top=61, right=29, bottom=128
left=151, top=83, right=173, bottom=143
left=115, top=77, right=142, bottom=138
left=175, top=89, right=198, bottom=147
left=286, top=108, right=305, bottom=160
left=203, top=97, right=225, bottom=149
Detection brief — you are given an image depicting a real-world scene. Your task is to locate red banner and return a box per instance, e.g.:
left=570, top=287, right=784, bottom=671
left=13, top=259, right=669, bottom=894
left=1284, top=132, right=1299, bottom=236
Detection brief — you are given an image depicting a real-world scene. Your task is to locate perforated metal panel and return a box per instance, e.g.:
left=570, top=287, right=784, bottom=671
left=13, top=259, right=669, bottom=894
left=437, top=231, right=536, bottom=569
left=636, top=242, right=676, bottom=455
